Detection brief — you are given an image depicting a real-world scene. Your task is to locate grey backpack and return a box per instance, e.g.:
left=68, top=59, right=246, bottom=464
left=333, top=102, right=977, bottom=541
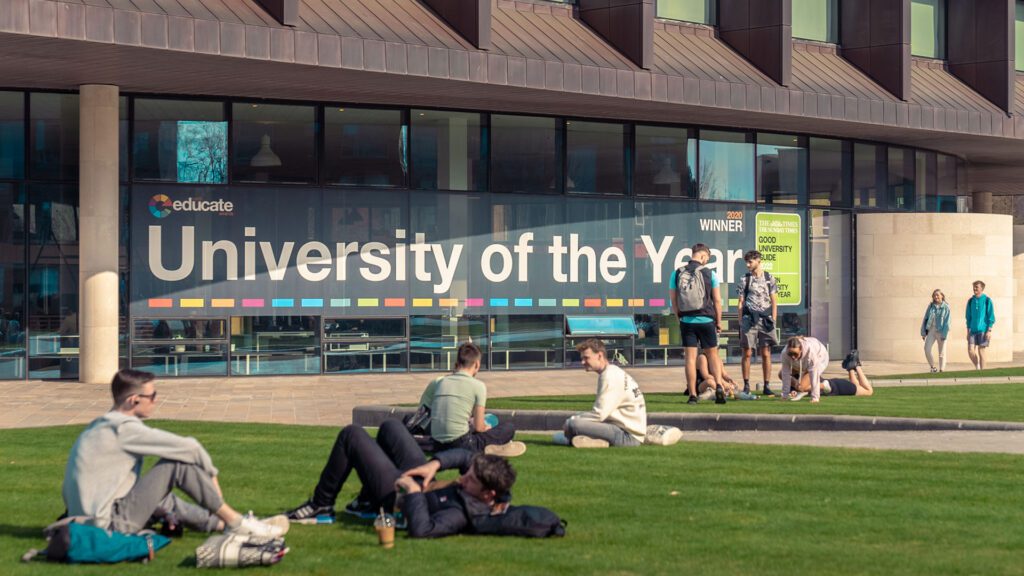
left=675, top=264, right=707, bottom=313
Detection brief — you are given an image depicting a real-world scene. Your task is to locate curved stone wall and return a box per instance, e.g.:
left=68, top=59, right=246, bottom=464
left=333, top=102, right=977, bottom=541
left=856, top=213, right=1013, bottom=365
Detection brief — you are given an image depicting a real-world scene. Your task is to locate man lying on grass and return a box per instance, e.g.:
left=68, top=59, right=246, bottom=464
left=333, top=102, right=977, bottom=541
left=62, top=369, right=286, bottom=537
left=284, top=419, right=520, bottom=538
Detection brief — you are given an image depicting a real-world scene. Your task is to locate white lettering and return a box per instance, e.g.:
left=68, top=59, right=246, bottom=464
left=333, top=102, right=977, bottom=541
left=360, top=242, right=391, bottom=281
left=640, top=235, right=673, bottom=283
left=569, top=234, right=596, bottom=283
left=260, top=241, right=294, bottom=281
left=149, top=225, right=195, bottom=281
left=481, top=244, right=513, bottom=282
left=513, top=233, right=534, bottom=282
left=548, top=236, right=568, bottom=282
left=201, top=240, right=237, bottom=281
left=335, top=242, right=359, bottom=281
left=432, top=244, right=463, bottom=293
left=599, top=247, right=626, bottom=284
left=297, top=242, right=331, bottom=281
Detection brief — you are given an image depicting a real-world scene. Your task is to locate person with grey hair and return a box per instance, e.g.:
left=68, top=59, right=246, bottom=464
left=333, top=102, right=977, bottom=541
left=920, top=289, right=950, bottom=372
left=62, top=369, right=286, bottom=537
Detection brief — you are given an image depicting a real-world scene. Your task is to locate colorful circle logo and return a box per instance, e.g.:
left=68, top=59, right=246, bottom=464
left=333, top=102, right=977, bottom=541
left=149, top=194, right=173, bottom=218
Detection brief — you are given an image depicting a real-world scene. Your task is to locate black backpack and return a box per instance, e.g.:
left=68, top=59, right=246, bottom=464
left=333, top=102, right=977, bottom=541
left=470, top=505, right=567, bottom=538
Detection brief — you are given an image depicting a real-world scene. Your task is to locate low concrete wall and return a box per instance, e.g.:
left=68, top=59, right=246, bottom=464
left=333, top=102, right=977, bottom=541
left=857, top=213, right=1013, bottom=365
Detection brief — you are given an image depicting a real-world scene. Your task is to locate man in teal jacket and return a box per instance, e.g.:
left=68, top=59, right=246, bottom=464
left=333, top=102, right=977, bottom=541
left=966, top=280, right=996, bottom=370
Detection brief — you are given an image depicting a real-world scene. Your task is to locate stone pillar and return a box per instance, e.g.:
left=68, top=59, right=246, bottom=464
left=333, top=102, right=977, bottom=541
left=1014, top=225, right=1024, bottom=353
left=973, top=190, right=993, bottom=213
left=78, top=85, right=120, bottom=384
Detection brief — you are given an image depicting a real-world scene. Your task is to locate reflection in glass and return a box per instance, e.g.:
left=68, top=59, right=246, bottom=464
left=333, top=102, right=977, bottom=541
left=410, top=315, right=487, bottom=371
left=935, top=154, right=959, bottom=212
left=911, top=0, right=946, bottom=58
left=30, top=93, right=79, bottom=181
left=633, top=313, right=684, bottom=367
left=565, top=336, right=633, bottom=368
left=132, top=343, right=228, bottom=377
left=853, top=143, right=885, bottom=208
left=566, top=120, right=627, bottom=194
left=635, top=125, right=694, bottom=197
left=0, top=184, right=25, bottom=379
left=119, top=97, right=129, bottom=183
left=809, top=138, right=851, bottom=206
left=411, top=110, right=485, bottom=191
left=915, top=151, right=935, bottom=212
left=657, top=0, right=716, bottom=24
left=133, top=99, right=227, bottom=183
left=887, top=147, right=915, bottom=211
left=491, top=115, right=562, bottom=194
left=232, top=103, right=317, bottom=184
left=323, top=317, right=407, bottom=373
left=490, top=315, right=563, bottom=370
left=27, top=184, right=79, bottom=379
left=809, top=210, right=851, bottom=359
left=0, top=92, right=25, bottom=179
left=231, top=316, right=320, bottom=375
left=133, top=319, right=227, bottom=340
left=697, top=130, right=754, bottom=202
left=793, top=0, right=838, bottom=42
left=756, top=133, right=807, bottom=205
left=324, top=107, right=407, bottom=187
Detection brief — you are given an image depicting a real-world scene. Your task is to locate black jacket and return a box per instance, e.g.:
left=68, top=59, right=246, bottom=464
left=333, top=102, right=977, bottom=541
left=401, top=449, right=495, bottom=539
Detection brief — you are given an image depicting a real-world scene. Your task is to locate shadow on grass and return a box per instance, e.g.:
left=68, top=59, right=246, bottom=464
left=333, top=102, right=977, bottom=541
left=0, top=523, right=44, bottom=540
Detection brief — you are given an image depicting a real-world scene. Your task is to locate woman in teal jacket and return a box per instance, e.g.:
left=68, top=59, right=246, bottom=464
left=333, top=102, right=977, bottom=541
left=920, top=289, right=950, bottom=372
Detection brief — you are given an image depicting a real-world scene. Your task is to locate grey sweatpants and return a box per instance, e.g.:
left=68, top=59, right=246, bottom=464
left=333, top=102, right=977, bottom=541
left=564, top=416, right=641, bottom=447
left=110, top=459, right=224, bottom=534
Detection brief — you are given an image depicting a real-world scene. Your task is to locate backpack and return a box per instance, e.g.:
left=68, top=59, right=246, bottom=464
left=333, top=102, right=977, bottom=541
left=29, top=518, right=171, bottom=564
left=470, top=505, right=567, bottom=538
left=675, top=264, right=707, bottom=314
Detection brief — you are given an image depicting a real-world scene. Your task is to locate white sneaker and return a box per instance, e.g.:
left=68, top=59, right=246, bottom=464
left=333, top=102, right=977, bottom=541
left=644, top=425, right=683, bottom=446
left=790, top=392, right=808, bottom=402
left=484, top=440, right=527, bottom=457
left=230, top=514, right=287, bottom=538
left=820, top=380, right=832, bottom=395
left=571, top=435, right=610, bottom=449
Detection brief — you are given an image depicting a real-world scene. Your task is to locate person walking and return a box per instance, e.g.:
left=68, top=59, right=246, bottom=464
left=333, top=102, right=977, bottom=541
left=920, top=289, right=950, bottom=373
left=965, top=280, right=995, bottom=370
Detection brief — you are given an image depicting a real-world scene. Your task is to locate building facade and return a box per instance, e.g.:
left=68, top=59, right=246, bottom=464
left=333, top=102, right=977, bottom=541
left=0, top=0, right=1021, bottom=382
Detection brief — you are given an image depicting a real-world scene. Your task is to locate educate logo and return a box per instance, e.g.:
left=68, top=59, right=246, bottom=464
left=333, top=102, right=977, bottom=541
left=148, top=194, right=234, bottom=218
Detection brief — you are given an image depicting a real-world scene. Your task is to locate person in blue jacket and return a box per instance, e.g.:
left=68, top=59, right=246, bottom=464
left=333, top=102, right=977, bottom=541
left=965, top=280, right=996, bottom=370
left=920, top=289, right=950, bottom=372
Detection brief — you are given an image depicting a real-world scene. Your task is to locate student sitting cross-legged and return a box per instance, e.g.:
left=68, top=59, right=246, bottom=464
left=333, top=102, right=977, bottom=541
left=62, top=369, right=287, bottom=537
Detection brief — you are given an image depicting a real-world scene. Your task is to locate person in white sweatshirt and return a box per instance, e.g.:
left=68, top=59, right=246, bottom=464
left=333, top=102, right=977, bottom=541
left=779, top=336, right=830, bottom=403
left=61, top=369, right=285, bottom=537
left=561, top=338, right=647, bottom=448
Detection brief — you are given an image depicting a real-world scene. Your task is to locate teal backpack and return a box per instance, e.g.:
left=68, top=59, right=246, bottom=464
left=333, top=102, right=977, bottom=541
left=25, top=518, right=171, bottom=564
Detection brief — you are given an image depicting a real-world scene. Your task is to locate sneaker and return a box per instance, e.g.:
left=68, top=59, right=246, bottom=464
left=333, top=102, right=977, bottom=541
left=645, top=425, right=683, bottom=446
left=230, top=515, right=287, bottom=538
left=714, top=385, right=727, bottom=405
left=552, top=431, right=571, bottom=446
left=735, top=391, right=759, bottom=401
left=256, top=514, right=290, bottom=535
left=842, top=350, right=861, bottom=370
left=820, top=380, right=832, bottom=395
left=743, top=383, right=751, bottom=394
left=698, top=387, right=715, bottom=401
left=571, top=435, right=610, bottom=449
left=790, top=392, right=808, bottom=402
left=761, top=384, right=775, bottom=396
left=930, top=367, right=938, bottom=373
left=484, top=440, right=527, bottom=458
left=687, top=395, right=699, bottom=405
left=343, top=498, right=378, bottom=520
left=284, top=499, right=335, bottom=525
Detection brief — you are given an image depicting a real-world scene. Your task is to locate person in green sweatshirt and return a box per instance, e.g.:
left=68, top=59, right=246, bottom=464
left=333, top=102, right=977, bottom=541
left=965, top=280, right=996, bottom=370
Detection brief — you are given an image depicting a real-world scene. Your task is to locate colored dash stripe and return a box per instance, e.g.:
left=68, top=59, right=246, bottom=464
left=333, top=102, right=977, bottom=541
left=242, top=299, right=264, bottom=308
left=358, top=298, right=379, bottom=307
left=628, top=299, right=645, bottom=307
left=148, top=298, right=173, bottom=308
left=538, top=299, right=557, bottom=307
left=514, top=298, right=533, bottom=307
left=438, top=298, right=459, bottom=307
left=211, top=299, right=235, bottom=308
left=465, top=298, right=484, bottom=307
left=562, top=299, right=580, bottom=307
left=180, top=299, right=204, bottom=308
left=413, top=298, right=433, bottom=307
left=649, top=298, right=666, bottom=307
left=584, top=298, right=602, bottom=307
left=606, top=299, right=623, bottom=307
left=384, top=298, right=405, bottom=307
left=272, top=299, right=294, bottom=307
left=490, top=298, right=509, bottom=307
left=301, top=299, right=324, bottom=307
left=330, top=299, right=350, bottom=307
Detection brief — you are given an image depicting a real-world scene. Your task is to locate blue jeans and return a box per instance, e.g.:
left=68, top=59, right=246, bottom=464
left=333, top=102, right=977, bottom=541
left=564, top=416, right=641, bottom=447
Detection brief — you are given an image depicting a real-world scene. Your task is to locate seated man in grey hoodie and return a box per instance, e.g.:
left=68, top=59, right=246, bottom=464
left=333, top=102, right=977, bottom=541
left=61, top=369, right=286, bottom=537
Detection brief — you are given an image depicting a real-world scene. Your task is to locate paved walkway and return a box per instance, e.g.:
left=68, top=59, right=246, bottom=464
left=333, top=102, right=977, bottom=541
left=682, top=431, right=1024, bottom=455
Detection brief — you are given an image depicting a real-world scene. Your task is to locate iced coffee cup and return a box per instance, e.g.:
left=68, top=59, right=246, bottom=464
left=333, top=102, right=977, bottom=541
left=374, top=509, right=395, bottom=549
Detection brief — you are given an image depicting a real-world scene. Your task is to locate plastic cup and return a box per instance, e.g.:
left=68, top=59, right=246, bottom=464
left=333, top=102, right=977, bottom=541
left=374, top=509, right=395, bottom=549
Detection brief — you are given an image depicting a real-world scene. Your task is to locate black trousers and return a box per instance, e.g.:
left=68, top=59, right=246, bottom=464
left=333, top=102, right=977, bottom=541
left=433, top=421, right=516, bottom=453
left=312, top=419, right=427, bottom=509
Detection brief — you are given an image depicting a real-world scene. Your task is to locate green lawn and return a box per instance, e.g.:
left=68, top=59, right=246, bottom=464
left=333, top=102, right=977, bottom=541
left=883, top=366, right=1024, bottom=380
left=2, top=422, right=1023, bottom=575
left=489, top=383, right=1024, bottom=422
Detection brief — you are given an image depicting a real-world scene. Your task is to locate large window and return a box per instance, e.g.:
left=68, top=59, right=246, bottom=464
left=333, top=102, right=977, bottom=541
left=1017, top=1, right=1024, bottom=71
left=634, top=125, right=695, bottom=197
left=410, top=315, right=487, bottom=371
left=887, top=147, right=915, bottom=211
left=324, top=318, right=407, bottom=373
left=490, top=314, right=563, bottom=370
left=133, top=99, right=227, bottom=183
left=935, top=154, right=959, bottom=212
left=911, top=0, right=946, bottom=59
left=0, top=92, right=24, bottom=180
left=809, top=138, right=851, bottom=207
left=793, top=0, right=838, bottom=43
left=566, top=120, right=628, bottom=195
left=230, top=315, right=320, bottom=375
left=809, top=210, right=852, bottom=359
left=231, top=103, right=316, bottom=184
left=131, top=319, right=228, bottom=376
left=657, top=0, right=716, bottom=24
left=756, top=133, right=807, bottom=205
left=697, top=130, right=755, bottom=202
left=324, top=107, right=407, bottom=187
left=30, top=93, right=79, bottom=182
left=0, top=184, right=25, bottom=379
left=411, top=110, right=486, bottom=191
left=491, top=115, right=562, bottom=194
left=853, top=143, right=885, bottom=209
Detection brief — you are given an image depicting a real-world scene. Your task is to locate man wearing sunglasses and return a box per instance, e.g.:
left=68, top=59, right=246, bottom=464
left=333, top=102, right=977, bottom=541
left=62, top=369, right=286, bottom=537
left=778, top=336, right=831, bottom=403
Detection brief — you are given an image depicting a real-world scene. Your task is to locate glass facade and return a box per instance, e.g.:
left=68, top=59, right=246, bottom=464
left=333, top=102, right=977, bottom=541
left=911, top=0, right=946, bottom=59
left=657, top=0, right=716, bottom=25
left=1017, top=1, right=1024, bottom=72
left=793, top=0, right=839, bottom=43
left=0, top=90, right=964, bottom=378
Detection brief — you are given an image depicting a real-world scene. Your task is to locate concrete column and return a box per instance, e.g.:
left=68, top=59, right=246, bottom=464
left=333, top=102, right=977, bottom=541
left=973, top=190, right=993, bottom=213
left=78, top=85, right=120, bottom=384
left=1013, top=226, right=1024, bottom=353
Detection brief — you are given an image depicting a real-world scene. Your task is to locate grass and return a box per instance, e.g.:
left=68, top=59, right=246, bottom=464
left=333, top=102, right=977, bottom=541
left=884, top=366, right=1024, bottom=380
left=2, top=422, right=1023, bottom=575
left=488, top=383, right=1024, bottom=423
